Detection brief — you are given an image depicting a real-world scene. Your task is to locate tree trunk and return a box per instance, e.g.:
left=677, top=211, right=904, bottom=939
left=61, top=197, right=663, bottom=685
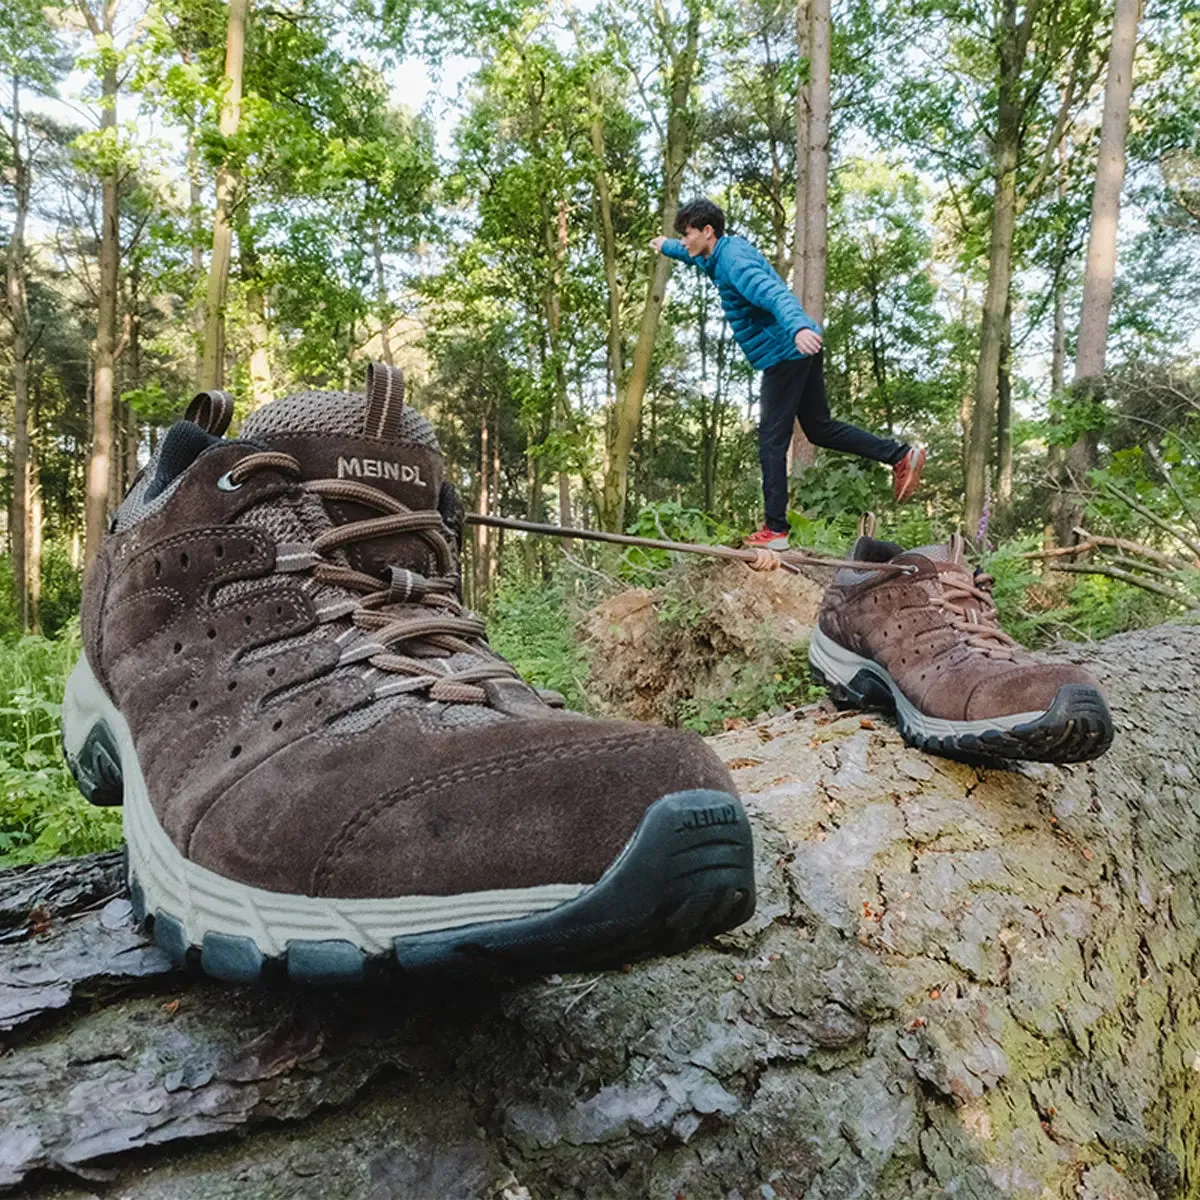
left=869, top=269, right=891, bottom=436
left=26, top=443, right=40, bottom=633
left=800, top=0, right=829, bottom=323
left=5, top=76, right=33, bottom=630
left=964, top=0, right=1034, bottom=539
left=788, top=0, right=816, bottom=480
left=200, top=0, right=250, bottom=390
left=996, top=297, right=1014, bottom=520
left=371, top=215, right=393, bottom=367
left=600, top=0, right=700, bottom=532
left=1047, top=139, right=1068, bottom=543
left=473, top=406, right=491, bottom=608
left=790, top=0, right=810, bottom=303
left=1059, top=0, right=1141, bottom=544
left=1, top=622, right=1197, bottom=1198
left=82, top=0, right=121, bottom=570
left=239, top=224, right=273, bottom=412
left=186, top=116, right=205, bottom=380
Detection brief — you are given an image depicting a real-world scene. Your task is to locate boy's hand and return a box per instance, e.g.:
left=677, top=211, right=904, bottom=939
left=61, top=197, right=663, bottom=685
left=649, top=236, right=666, bottom=253
left=795, top=328, right=823, bottom=356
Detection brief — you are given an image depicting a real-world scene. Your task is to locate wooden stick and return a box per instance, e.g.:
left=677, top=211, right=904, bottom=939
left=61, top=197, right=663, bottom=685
left=1022, top=530, right=1190, bottom=572
left=464, top=514, right=917, bottom=575
left=1049, top=562, right=1197, bottom=606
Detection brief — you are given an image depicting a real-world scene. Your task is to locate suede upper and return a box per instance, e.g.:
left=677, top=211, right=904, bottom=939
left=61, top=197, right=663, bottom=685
left=818, top=536, right=1104, bottom=721
left=82, top=377, right=737, bottom=899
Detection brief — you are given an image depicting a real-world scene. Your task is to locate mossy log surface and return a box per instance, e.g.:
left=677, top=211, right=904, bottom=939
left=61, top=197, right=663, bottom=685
left=1, top=623, right=1197, bottom=1200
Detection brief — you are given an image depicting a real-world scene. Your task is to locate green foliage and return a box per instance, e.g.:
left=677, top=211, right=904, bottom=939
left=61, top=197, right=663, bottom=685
left=0, top=546, right=84, bottom=641
left=0, top=625, right=123, bottom=867
left=620, top=502, right=737, bottom=577
left=677, top=644, right=824, bottom=735
left=485, top=567, right=591, bottom=712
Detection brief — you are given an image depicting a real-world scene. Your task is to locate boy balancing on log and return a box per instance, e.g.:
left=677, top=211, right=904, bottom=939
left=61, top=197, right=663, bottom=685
left=651, top=197, right=926, bottom=549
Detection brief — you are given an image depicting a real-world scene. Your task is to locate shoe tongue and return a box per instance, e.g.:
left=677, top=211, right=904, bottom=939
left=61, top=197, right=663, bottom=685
left=900, top=531, right=968, bottom=569
left=241, top=366, right=446, bottom=577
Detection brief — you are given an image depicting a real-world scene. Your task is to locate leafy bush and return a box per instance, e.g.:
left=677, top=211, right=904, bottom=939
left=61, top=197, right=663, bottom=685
left=0, top=542, right=85, bottom=640
left=486, top=567, right=592, bottom=712
left=620, top=502, right=738, bottom=578
left=677, top=644, right=824, bottom=734
left=0, top=624, right=123, bottom=867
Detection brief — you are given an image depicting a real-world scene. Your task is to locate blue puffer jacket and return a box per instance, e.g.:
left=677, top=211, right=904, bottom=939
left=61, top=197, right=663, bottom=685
left=661, top=234, right=821, bottom=371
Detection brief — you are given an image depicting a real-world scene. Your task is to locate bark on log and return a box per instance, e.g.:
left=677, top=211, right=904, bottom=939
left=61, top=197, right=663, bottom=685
left=2, top=623, right=1198, bottom=1200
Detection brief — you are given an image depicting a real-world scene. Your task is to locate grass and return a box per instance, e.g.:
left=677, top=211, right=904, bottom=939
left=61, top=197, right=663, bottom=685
left=0, top=622, right=123, bottom=867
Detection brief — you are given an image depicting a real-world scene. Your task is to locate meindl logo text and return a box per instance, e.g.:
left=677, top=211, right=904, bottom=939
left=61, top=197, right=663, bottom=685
left=336, top=457, right=427, bottom=487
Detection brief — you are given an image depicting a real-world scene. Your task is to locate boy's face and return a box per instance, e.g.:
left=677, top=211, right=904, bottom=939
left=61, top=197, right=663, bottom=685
left=680, top=223, right=718, bottom=256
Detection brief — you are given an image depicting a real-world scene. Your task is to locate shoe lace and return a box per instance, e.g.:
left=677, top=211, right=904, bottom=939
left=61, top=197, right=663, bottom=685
left=229, top=450, right=520, bottom=705
left=932, top=566, right=1019, bottom=659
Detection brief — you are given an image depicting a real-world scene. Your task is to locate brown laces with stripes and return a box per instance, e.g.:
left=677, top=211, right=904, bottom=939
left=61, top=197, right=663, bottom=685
left=226, top=450, right=519, bottom=704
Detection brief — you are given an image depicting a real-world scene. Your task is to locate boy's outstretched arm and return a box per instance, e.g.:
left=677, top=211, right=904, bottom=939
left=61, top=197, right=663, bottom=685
left=650, top=235, right=704, bottom=268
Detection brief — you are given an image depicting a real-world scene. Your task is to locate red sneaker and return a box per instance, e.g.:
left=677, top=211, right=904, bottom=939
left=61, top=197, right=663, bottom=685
left=744, top=525, right=789, bottom=550
left=892, top=446, right=926, bottom=503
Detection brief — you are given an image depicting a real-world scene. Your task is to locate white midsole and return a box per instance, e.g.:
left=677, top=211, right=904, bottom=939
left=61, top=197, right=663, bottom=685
left=61, top=653, right=588, bottom=956
left=808, top=626, right=1045, bottom=738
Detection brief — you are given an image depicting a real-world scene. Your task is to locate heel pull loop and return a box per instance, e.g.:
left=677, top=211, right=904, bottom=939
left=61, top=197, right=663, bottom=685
left=184, top=390, right=235, bottom=437
left=364, top=363, right=406, bottom=439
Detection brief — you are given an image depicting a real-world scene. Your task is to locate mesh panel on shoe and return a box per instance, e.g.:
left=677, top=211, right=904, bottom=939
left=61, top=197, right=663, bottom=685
left=323, top=692, right=503, bottom=735
left=225, top=387, right=517, bottom=722
left=242, top=390, right=440, bottom=450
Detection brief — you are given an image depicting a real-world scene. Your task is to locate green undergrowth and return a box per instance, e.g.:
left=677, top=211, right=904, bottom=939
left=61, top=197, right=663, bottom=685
left=485, top=565, right=593, bottom=712
left=676, top=643, right=826, bottom=735
left=0, top=622, right=123, bottom=867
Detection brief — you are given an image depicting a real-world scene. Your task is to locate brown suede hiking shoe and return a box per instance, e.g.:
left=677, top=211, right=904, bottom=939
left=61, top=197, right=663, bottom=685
left=808, top=532, right=1113, bottom=764
left=62, top=367, right=754, bottom=984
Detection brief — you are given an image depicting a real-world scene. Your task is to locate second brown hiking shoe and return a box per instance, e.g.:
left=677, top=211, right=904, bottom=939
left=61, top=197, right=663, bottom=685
left=809, top=531, right=1113, bottom=764
left=62, top=366, right=755, bottom=984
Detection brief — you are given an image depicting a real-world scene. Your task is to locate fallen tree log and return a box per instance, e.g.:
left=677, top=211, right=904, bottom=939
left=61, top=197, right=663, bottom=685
left=1, top=621, right=1198, bottom=1199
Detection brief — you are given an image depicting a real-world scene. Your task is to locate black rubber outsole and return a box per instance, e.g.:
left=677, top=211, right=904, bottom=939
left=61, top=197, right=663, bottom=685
left=810, top=663, right=1114, bottom=766
left=65, top=712, right=756, bottom=985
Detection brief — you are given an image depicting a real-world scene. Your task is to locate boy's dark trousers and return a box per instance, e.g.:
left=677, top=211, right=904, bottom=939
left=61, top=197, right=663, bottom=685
left=758, top=352, right=906, bottom=532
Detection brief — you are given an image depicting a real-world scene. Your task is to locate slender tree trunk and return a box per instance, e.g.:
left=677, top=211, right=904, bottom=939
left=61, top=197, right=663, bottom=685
left=601, top=0, right=700, bottom=532
left=965, top=0, right=1035, bottom=538
left=27, top=441, right=41, bottom=633
left=83, top=0, right=121, bottom=569
left=1059, top=0, right=1141, bottom=543
left=801, top=0, right=830, bottom=323
left=543, top=198, right=573, bottom=532
left=868, top=269, right=891, bottom=436
left=567, top=3, right=622, bottom=516
left=371, top=215, right=393, bottom=367
left=789, top=0, right=815, bottom=480
left=475, top=407, right=491, bottom=607
left=996, top=298, right=1014, bottom=519
left=124, top=266, right=142, bottom=489
left=1048, top=130, right=1068, bottom=544
left=6, top=76, right=33, bottom=629
left=201, top=0, right=249, bottom=389
left=239, top=225, right=273, bottom=411
left=186, top=116, right=205, bottom=380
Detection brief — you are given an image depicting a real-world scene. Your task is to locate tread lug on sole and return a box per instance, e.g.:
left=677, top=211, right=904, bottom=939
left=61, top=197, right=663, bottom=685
left=123, top=788, right=756, bottom=987
left=64, top=721, right=125, bottom=806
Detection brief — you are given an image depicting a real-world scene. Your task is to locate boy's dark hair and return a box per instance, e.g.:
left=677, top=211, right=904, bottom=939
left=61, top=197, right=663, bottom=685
left=674, top=198, right=725, bottom=239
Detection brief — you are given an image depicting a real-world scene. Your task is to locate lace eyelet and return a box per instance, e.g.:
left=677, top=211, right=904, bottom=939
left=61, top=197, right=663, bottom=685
left=217, top=471, right=244, bottom=492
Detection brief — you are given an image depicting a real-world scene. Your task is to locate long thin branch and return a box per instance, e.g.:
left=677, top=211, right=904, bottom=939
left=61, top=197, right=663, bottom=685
left=1049, top=563, right=1197, bottom=607
left=1101, top=479, right=1200, bottom=560
left=1109, top=555, right=1179, bottom=581
left=1145, top=443, right=1200, bottom=543
left=1023, top=529, right=1191, bottom=571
